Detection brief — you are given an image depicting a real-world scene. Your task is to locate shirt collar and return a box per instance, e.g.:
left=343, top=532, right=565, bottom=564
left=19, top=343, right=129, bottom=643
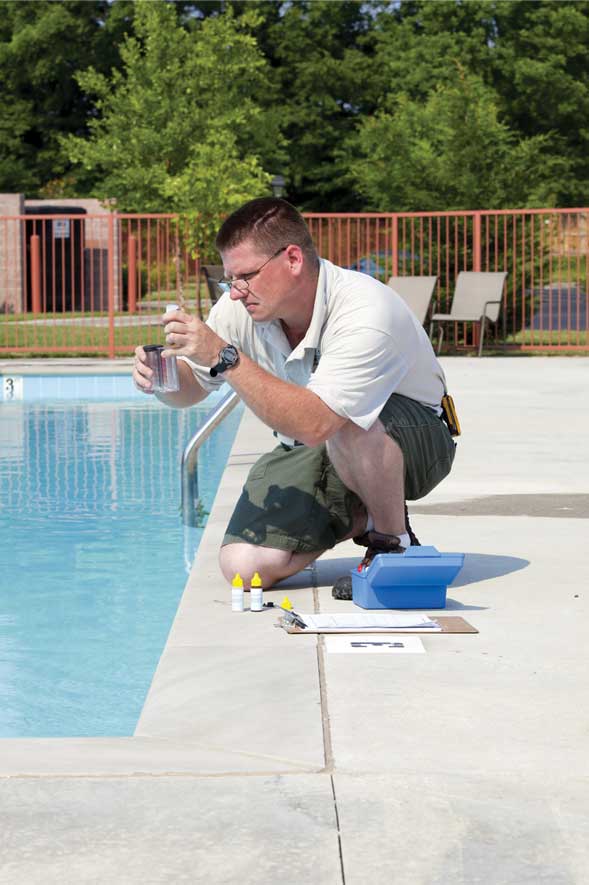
left=257, top=259, right=329, bottom=359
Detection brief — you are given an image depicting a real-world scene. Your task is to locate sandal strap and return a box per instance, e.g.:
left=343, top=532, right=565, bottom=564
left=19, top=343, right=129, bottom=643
left=353, top=530, right=402, bottom=549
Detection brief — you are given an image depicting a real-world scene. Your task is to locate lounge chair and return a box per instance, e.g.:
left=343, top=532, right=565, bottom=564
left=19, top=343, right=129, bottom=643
left=386, top=275, right=438, bottom=325
left=428, top=271, right=507, bottom=357
left=200, top=264, right=224, bottom=305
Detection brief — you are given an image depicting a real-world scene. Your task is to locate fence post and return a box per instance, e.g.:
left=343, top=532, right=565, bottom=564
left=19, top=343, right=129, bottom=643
left=127, top=234, right=137, bottom=314
left=108, top=213, right=115, bottom=359
left=30, top=234, right=42, bottom=314
left=473, top=212, right=482, bottom=272
left=195, top=256, right=203, bottom=320
left=391, top=214, right=399, bottom=277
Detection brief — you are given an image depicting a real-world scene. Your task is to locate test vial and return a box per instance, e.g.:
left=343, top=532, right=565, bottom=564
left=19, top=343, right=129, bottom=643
left=143, top=303, right=180, bottom=393
left=143, top=345, right=179, bottom=393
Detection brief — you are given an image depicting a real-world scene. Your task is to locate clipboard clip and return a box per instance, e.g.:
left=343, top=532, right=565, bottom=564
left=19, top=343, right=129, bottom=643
left=264, top=601, right=308, bottom=630
left=282, top=609, right=307, bottom=630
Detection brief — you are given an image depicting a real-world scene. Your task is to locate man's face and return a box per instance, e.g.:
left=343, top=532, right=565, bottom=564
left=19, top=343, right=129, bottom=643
left=220, top=239, right=294, bottom=323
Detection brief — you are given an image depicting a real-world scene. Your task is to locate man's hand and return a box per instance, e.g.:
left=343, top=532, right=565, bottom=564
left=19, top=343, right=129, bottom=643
left=133, top=345, right=155, bottom=394
left=133, top=340, right=209, bottom=408
left=161, top=308, right=225, bottom=366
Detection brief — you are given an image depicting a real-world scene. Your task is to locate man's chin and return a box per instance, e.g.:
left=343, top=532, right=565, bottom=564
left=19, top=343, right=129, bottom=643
left=243, top=303, right=266, bottom=321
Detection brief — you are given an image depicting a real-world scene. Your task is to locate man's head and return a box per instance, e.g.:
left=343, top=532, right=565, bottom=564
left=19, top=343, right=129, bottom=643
left=216, top=198, right=318, bottom=268
left=215, top=198, right=319, bottom=327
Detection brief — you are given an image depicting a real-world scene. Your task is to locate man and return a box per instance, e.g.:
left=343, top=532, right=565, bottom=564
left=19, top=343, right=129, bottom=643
left=133, top=197, right=456, bottom=599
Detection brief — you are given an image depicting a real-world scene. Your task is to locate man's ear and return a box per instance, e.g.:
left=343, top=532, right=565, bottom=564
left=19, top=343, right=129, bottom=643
left=285, top=244, right=305, bottom=275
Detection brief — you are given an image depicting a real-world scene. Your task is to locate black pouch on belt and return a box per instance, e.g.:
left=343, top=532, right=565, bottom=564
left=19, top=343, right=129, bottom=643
left=441, top=393, right=461, bottom=437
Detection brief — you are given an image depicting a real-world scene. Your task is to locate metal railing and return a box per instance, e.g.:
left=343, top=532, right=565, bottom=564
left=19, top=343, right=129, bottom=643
left=181, top=389, right=241, bottom=526
left=1, top=207, right=588, bottom=354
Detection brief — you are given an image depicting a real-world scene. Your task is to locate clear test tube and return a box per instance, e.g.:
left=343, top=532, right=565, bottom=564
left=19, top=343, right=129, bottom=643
left=142, top=345, right=179, bottom=393
left=142, top=303, right=181, bottom=393
left=161, top=303, right=180, bottom=392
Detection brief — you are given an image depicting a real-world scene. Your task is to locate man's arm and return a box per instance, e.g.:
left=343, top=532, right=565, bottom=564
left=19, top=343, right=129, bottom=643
left=221, top=350, right=347, bottom=447
left=162, top=310, right=347, bottom=444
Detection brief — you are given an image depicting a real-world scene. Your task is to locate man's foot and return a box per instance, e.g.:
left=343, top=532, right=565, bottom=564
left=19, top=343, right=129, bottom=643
left=332, top=504, right=421, bottom=601
left=331, top=530, right=406, bottom=600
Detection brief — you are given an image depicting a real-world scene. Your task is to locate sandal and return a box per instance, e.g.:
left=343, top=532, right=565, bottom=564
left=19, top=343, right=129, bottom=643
left=331, top=504, right=420, bottom=601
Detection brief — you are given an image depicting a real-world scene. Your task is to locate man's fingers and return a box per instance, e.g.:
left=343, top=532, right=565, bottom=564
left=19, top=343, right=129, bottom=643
left=133, top=349, right=155, bottom=393
left=161, top=346, right=184, bottom=359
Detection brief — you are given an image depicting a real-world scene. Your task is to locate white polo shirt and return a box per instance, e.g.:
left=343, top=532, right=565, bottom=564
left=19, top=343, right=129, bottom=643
left=181, top=259, right=446, bottom=433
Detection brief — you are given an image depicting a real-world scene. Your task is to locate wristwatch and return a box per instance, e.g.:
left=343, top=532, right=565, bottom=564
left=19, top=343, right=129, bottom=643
left=209, top=344, right=240, bottom=377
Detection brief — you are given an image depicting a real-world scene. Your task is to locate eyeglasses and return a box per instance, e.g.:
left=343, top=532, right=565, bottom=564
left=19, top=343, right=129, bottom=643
left=217, top=246, right=287, bottom=294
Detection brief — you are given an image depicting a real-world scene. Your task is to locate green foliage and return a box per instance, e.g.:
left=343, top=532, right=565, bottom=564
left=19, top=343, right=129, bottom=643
left=491, top=0, right=589, bottom=205
left=63, top=1, right=275, bottom=255
left=348, top=66, right=569, bottom=211
left=0, top=0, right=135, bottom=195
left=255, top=0, right=379, bottom=210
left=2, top=0, right=589, bottom=212
left=361, top=0, right=589, bottom=208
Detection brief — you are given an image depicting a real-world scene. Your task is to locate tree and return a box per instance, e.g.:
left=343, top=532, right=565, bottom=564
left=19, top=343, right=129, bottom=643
left=243, top=0, right=381, bottom=210
left=348, top=67, right=568, bottom=211
left=492, top=0, right=589, bottom=205
left=359, top=0, right=589, bottom=207
left=0, top=0, right=135, bottom=195
left=63, top=1, right=279, bottom=252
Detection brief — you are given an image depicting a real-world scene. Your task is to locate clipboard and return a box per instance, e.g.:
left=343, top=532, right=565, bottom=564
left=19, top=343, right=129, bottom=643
left=281, top=616, right=478, bottom=635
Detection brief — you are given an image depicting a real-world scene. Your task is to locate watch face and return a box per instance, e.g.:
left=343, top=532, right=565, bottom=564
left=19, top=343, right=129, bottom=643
left=220, top=345, right=239, bottom=368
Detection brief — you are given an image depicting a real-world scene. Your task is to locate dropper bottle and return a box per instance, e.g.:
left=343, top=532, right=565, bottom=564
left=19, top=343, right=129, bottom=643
left=250, top=572, right=263, bottom=612
left=231, top=573, right=244, bottom=612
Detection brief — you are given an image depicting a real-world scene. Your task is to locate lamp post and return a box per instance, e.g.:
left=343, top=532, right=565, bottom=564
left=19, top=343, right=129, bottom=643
left=270, top=174, right=286, bottom=198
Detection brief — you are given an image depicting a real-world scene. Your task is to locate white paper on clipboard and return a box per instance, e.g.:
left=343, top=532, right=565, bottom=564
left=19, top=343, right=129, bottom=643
left=295, top=612, right=441, bottom=632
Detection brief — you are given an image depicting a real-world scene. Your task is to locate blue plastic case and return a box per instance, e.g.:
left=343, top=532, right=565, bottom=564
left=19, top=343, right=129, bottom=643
left=351, top=546, right=465, bottom=610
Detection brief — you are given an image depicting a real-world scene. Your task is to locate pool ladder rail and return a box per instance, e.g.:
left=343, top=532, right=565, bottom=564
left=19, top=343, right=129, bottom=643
left=181, top=389, right=241, bottom=526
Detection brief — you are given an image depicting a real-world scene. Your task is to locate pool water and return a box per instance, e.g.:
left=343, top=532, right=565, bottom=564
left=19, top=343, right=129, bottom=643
left=0, top=395, right=242, bottom=737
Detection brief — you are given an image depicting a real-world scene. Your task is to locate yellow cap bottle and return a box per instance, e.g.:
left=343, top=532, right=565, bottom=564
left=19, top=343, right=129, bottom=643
left=250, top=571, right=263, bottom=612
left=231, top=572, right=244, bottom=612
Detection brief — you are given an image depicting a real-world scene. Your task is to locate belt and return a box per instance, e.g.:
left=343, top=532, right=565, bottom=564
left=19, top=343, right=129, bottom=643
left=280, top=441, right=304, bottom=451
left=274, top=431, right=304, bottom=451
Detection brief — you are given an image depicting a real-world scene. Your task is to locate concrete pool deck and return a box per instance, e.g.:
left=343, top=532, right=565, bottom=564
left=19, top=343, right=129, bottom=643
left=1, top=357, right=588, bottom=883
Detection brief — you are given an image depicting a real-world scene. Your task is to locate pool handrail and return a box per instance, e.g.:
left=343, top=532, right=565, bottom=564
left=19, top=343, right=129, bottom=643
left=181, top=388, right=241, bottom=526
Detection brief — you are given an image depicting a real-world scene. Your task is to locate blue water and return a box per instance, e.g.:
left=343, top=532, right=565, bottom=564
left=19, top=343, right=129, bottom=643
left=0, top=394, right=242, bottom=737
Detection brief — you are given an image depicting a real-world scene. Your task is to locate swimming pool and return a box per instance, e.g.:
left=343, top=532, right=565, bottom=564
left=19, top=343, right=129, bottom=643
left=0, top=379, right=242, bottom=737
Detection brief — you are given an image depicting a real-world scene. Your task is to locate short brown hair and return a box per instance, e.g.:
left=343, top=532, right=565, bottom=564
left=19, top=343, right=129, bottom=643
left=215, top=197, right=318, bottom=266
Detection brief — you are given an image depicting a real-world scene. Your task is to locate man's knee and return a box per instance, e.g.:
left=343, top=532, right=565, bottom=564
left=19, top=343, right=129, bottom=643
left=218, top=542, right=294, bottom=587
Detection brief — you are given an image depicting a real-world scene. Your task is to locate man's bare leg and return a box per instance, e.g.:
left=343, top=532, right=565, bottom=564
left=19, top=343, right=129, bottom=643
left=326, top=418, right=406, bottom=536
left=219, top=420, right=404, bottom=589
left=219, top=543, right=321, bottom=590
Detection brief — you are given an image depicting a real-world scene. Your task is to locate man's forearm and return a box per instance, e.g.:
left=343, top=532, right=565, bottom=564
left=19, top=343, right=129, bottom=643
left=155, top=359, right=209, bottom=409
left=158, top=310, right=344, bottom=439
left=224, top=351, right=345, bottom=446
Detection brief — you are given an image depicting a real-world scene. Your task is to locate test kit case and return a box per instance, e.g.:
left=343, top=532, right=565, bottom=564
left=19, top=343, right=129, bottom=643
left=351, top=546, right=465, bottom=610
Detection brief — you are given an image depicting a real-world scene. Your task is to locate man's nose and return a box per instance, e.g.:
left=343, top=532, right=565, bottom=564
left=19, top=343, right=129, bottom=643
left=229, top=286, right=246, bottom=302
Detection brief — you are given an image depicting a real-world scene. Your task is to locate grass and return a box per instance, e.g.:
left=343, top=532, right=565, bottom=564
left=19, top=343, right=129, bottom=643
left=505, top=329, right=587, bottom=347
left=0, top=322, right=155, bottom=357
left=0, top=287, right=215, bottom=357
left=1, top=305, right=586, bottom=358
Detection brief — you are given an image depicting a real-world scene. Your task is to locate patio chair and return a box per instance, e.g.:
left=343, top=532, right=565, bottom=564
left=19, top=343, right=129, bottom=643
left=200, top=264, right=224, bottom=305
left=428, top=271, right=507, bottom=357
left=386, top=275, right=437, bottom=326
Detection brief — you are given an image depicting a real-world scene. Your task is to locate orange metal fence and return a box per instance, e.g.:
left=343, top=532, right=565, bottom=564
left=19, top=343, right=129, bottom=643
left=1, top=208, right=587, bottom=356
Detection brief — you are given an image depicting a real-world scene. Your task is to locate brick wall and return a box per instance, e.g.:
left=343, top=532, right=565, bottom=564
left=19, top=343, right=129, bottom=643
left=25, top=198, right=121, bottom=310
left=0, top=193, right=24, bottom=312
left=0, top=195, right=121, bottom=313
